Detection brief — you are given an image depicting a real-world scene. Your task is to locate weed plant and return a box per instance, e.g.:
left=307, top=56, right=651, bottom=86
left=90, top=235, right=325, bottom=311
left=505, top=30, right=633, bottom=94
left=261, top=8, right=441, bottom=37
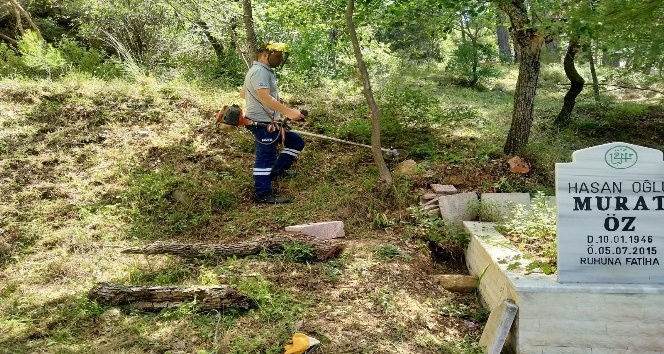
left=497, top=192, right=557, bottom=274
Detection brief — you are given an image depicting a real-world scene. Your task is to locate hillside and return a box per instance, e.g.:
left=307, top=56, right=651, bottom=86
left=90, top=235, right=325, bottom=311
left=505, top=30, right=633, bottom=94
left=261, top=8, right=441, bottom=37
left=0, top=68, right=662, bottom=353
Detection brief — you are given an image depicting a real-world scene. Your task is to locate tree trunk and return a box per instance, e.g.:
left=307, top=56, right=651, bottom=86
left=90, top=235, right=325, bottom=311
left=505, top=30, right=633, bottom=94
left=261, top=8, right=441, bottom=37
left=496, top=12, right=512, bottom=63
left=470, top=35, right=479, bottom=87
left=88, top=282, right=255, bottom=311
left=11, top=0, right=24, bottom=35
left=196, top=21, right=224, bottom=62
left=122, top=235, right=346, bottom=262
left=588, top=43, right=600, bottom=102
left=242, top=0, right=257, bottom=61
left=345, top=0, right=392, bottom=186
left=230, top=15, right=249, bottom=69
left=554, top=38, right=584, bottom=127
left=500, top=0, right=545, bottom=155
left=8, top=0, right=42, bottom=39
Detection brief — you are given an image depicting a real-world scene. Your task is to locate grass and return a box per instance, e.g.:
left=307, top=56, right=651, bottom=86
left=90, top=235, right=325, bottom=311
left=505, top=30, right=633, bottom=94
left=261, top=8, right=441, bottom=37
left=0, top=64, right=662, bottom=353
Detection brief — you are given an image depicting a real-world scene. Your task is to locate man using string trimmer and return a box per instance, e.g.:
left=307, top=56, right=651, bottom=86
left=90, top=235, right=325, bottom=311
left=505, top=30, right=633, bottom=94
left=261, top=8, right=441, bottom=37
left=240, top=42, right=306, bottom=204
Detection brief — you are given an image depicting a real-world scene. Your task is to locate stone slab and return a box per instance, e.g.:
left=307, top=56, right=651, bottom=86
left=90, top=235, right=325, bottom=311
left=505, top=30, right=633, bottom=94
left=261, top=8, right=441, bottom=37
left=419, top=192, right=439, bottom=204
left=431, top=184, right=458, bottom=195
left=465, top=221, right=664, bottom=353
left=479, top=299, right=518, bottom=354
left=439, top=192, right=479, bottom=222
left=556, top=142, right=664, bottom=284
left=285, top=221, right=345, bottom=240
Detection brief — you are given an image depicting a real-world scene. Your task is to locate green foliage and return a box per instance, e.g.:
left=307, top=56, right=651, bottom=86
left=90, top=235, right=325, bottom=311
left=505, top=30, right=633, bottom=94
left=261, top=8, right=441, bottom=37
left=498, top=192, right=557, bottom=273
left=376, top=244, right=412, bottom=261
left=0, top=43, right=22, bottom=77
left=56, top=37, right=123, bottom=78
left=378, top=76, right=440, bottom=128
left=407, top=207, right=470, bottom=253
left=445, top=42, right=502, bottom=88
left=282, top=241, right=316, bottom=263
left=17, top=31, right=67, bottom=77
left=337, top=118, right=372, bottom=143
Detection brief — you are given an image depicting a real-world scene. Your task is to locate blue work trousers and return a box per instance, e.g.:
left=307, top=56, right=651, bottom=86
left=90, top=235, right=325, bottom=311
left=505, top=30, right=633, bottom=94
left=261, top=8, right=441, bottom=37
left=247, top=125, right=305, bottom=197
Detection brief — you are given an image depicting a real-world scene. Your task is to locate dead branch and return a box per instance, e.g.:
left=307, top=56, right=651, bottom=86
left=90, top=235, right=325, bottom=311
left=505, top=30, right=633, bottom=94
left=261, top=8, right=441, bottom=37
left=0, top=32, right=18, bottom=45
left=121, top=234, right=346, bottom=262
left=557, top=83, right=664, bottom=95
left=88, top=282, right=255, bottom=311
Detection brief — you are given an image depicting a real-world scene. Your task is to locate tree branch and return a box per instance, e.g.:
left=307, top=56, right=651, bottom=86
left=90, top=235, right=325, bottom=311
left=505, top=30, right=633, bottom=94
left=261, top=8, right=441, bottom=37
left=0, top=32, right=18, bottom=45
left=7, top=0, right=41, bottom=39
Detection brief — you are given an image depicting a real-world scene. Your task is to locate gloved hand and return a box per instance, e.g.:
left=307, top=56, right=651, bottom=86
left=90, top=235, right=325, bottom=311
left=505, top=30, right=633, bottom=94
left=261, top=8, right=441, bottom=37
left=284, top=332, right=320, bottom=354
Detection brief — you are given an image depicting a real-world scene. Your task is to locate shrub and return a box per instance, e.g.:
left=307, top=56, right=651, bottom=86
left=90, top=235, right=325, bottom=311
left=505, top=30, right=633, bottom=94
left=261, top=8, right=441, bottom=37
left=17, top=31, right=67, bottom=77
left=445, top=42, right=502, bottom=88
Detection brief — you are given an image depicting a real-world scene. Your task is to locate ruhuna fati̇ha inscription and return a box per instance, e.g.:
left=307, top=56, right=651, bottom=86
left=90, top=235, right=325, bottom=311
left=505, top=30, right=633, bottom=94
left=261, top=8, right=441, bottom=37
left=556, top=142, right=664, bottom=283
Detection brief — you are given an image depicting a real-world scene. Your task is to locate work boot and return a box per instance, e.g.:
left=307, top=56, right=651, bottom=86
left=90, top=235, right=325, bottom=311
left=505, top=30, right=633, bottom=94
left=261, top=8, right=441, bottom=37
left=270, top=170, right=296, bottom=181
left=253, top=193, right=291, bottom=204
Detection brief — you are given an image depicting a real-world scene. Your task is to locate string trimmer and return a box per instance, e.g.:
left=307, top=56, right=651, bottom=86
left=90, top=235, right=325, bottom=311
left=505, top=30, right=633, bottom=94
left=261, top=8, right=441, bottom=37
left=215, top=106, right=402, bottom=159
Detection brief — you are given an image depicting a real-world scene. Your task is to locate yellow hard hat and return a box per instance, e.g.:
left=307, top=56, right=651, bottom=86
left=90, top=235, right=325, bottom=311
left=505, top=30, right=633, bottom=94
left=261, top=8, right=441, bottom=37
left=262, top=42, right=291, bottom=53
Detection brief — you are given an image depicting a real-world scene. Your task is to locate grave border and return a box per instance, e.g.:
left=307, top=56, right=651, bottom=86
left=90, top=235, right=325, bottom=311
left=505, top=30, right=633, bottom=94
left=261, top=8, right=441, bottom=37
left=465, top=221, right=664, bottom=354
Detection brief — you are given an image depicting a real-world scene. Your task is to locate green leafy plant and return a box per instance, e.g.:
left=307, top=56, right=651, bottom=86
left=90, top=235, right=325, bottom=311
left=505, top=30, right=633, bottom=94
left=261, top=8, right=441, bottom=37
left=376, top=244, right=412, bottom=261
left=445, top=42, right=502, bottom=88
left=407, top=207, right=470, bottom=255
left=282, top=241, right=316, bottom=263
left=17, top=31, right=67, bottom=77
left=498, top=192, right=557, bottom=274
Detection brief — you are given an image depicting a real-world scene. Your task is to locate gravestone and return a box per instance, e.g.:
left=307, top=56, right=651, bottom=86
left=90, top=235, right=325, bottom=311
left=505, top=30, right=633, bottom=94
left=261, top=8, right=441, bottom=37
left=556, top=142, right=664, bottom=283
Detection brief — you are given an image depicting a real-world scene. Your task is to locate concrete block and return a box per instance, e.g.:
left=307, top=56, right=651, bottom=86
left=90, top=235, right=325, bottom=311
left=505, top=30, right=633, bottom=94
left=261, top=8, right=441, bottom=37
left=439, top=192, right=479, bottom=221
left=480, top=299, right=518, bottom=354
left=285, top=221, right=345, bottom=239
left=430, top=184, right=457, bottom=195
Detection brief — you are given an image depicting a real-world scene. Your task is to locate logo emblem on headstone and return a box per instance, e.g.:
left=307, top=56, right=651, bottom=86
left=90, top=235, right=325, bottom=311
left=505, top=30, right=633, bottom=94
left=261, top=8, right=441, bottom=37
left=605, top=146, right=638, bottom=169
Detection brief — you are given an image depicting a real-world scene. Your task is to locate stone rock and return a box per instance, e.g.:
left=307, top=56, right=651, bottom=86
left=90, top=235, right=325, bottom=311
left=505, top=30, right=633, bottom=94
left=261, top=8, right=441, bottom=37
left=419, top=192, right=439, bottom=204
left=507, top=156, right=530, bottom=174
left=430, top=184, right=457, bottom=195
left=433, top=274, right=478, bottom=293
left=394, top=159, right=417, bottom=177
left=285, top=221, right=345, bottom=240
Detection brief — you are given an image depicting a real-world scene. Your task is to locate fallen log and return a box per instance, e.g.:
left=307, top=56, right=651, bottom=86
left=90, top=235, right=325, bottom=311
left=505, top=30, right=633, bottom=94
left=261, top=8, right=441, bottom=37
left=88, top=282, right=255, bottom=311
left=121, top=234, right=346, bottom=261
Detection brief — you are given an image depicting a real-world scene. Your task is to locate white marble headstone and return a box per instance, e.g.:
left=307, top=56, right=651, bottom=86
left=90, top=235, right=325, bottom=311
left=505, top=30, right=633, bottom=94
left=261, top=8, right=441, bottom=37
left=556, top=142, right=664, bottom=283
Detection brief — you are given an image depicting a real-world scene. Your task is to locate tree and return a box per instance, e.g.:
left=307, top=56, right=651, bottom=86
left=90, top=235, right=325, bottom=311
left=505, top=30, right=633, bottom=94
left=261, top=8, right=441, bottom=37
left=554, top=37, right=584, bottom=126
left=345, top=0, right=392, bottom=185
left=496, top=0, right=545, bottom=155
left=242, top=0, right=257, bottom=62
left=496, top=10, right=512, bottom=62
left=1, top=0, right=42, bottom=44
